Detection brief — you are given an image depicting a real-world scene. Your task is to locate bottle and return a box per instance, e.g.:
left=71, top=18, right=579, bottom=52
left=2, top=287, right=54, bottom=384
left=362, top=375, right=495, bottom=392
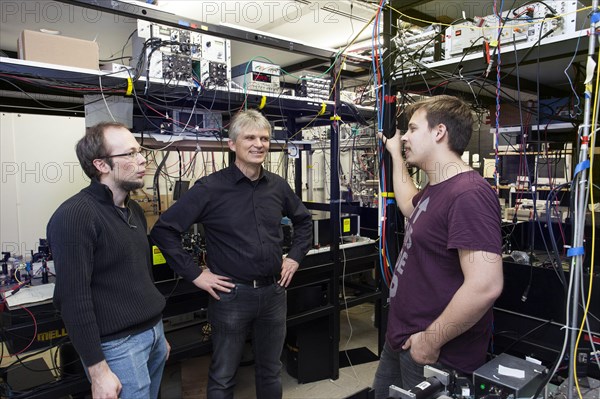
left=25, top=261, right=32, bottom=285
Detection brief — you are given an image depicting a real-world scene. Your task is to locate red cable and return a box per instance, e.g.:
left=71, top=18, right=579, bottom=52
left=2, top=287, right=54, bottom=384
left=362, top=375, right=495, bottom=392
left=1, top=305, right=38, bottom=358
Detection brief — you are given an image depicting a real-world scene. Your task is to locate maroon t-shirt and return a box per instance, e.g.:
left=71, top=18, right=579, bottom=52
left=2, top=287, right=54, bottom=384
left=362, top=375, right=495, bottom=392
left=387, top=170, right=502, bottom=374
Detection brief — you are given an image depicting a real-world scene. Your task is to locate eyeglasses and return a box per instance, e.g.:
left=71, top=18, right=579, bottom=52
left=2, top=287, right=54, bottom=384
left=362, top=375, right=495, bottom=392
left=102, top=149, right=144, bottom=160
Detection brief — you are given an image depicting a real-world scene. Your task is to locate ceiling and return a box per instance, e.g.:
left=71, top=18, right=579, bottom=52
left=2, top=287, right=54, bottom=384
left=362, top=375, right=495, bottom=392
left=0, top=1, right=467, bottom=74
left=0, top=0, right=381, bottom=71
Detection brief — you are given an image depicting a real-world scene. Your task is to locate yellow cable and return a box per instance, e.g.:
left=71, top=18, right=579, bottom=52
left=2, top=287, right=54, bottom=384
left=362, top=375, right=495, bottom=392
left=341, top=12, right=378, bottom=56
left=13, top=268, right=22, bottom=284
left=287, top=111, right=322, bottom=144
left=258, top=95, right=267, bottom=110
left=573, top=45, right=600, bottom=399
left=318, top=102, right=327, bottom=116
left=125, top=77, right=133, bottom=96
left=328, top=9, right=379, bottom=101
left=281, top=6, right=377, bottom=97
left=277, top=8, right=378, bottom=144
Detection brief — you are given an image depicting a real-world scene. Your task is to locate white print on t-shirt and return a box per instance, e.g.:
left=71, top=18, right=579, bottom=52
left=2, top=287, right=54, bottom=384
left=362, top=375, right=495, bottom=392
left=390, top=196, right=429, bottom=298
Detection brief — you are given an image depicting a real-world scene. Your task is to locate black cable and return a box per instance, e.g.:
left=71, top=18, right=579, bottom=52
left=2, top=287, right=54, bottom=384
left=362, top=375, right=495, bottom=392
left=52, top=342, right=85, bottom=377
left=2, top=339, right=63, bottom=372
left=499, top=26, right=557, bottom=80
left=545, top=182, right=570, bottom=289
left=513, top=35, right=526, bottom=156
left=527, top=18, right=549, bottom=267
left=9, top=340, right=69, bottom=374
left=164, top=276, right=181, bottom=303
left=469, top=0, right=519, bottom=98
left=99, top=56, right=132, bottom=63
left=443, top=34, right=486, bottom=96
left=177, top=149, right=183, bottom=184
left=341, top=101, right=368, bottom=125
left=127, top=68, right=167, bottom=133
left=101, top=28, right=137, bottom=64
left=531, top=353, right=563, bottom=398
left=508, top=29, right=553, bottom=286
left=521, top=0, right=558, bottom=15
left=7, top=373, right=88, bottom=399
left=500, top=318, right=554, bottom=354
left=153, top=151, right=170, bottom=214
left=0, top=78, right=91, bottom=111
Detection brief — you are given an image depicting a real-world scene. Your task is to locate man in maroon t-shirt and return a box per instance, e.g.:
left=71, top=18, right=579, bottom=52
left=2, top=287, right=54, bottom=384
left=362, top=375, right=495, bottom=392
left=373, top=95, right=503, bottom=399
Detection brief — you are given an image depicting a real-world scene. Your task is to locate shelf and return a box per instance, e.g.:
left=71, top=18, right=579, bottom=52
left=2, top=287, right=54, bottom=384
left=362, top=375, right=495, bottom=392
left=135, top=132, right=316, bottom=152
left=492, top=151, right=572, bottom=156
left=490, top=122, right=576, bottom=134
left=0, top=57, right=373, bottom=124
left=393, top=29, right=590, bottom=87
left=166, top=323, right=213, bottom=361
left=341, top=291, right=380, bottom=308
left=286, top=304, right=336, bottom=327
left=0, top=1, right=381, bottom=388
left=497, top=185, right=569, bottom=191
left=58, top=0, right=370, bottom=66
left=391, top=27, right=592, bottom=103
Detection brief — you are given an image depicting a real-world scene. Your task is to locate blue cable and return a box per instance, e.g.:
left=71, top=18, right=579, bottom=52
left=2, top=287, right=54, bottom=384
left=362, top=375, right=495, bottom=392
left=371, top=16, right=381, bottom=131
left=377, top=1, right=386, bottom=132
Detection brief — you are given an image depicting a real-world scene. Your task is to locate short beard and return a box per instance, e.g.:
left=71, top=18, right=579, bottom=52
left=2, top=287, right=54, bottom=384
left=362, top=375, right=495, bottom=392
left=118, top=179, right=144, bottom=193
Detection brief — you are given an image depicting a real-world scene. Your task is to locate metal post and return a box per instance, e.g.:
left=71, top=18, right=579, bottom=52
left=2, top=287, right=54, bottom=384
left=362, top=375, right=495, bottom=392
left=329, top=56, right=342, bottom=380
left=567, top=2, right=597, bottom=397
left=307, top=151, right=314, bottom=202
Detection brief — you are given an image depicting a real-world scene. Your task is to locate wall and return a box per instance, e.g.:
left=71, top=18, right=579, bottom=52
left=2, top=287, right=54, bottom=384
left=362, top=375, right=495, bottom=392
left=0, top=112, right=89, bottom=256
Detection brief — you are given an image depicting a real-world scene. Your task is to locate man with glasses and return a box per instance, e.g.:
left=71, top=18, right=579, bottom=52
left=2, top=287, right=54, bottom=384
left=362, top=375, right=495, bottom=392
left=47, top=122, right=169, bottom=399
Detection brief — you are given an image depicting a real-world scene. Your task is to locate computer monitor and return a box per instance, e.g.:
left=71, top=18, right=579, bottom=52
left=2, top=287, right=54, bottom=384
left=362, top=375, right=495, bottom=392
left=495, top=132, right=522, bottom=152
left=535, top=154, right=571, bottom=186
left=499, top=155, right=534, bottom=186
left=171, top=109, right=223, bottom=134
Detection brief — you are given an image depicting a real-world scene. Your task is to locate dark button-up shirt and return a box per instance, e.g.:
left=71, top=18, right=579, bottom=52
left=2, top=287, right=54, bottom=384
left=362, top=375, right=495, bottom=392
left=150, top=164, right=313, bottom=282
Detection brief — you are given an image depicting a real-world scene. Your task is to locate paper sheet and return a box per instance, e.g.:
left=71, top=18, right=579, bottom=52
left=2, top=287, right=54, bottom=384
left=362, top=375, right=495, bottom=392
left=3, top=283, right=55, bottom=309
left=498, top=364, right=525, bottom=379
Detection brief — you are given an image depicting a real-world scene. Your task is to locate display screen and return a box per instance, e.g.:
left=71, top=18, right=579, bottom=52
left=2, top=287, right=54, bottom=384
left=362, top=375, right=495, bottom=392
left=252, top=72, right=272, bottom=83
left=537, top=157, right=566, bottom=179
left=500, top=155, right=534, bottom=185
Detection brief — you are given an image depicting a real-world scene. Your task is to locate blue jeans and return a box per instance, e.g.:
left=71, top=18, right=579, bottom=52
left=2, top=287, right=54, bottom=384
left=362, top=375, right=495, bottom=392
left=97, top=321, right=168, bottom=399
left=373, top=340, right=442, bottom=399
left=207, top=283, right=287, bottom=399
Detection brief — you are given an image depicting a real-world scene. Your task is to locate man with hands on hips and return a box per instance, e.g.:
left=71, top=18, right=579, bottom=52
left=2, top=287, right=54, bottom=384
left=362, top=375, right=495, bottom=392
left=150, top=109, right=312, bottom=399
left=372, top=95, right=504, bottom=398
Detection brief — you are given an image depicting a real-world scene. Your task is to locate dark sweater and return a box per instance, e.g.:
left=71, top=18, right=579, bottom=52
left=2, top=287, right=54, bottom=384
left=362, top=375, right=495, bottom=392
left=47, top=179, right=165, bottom=367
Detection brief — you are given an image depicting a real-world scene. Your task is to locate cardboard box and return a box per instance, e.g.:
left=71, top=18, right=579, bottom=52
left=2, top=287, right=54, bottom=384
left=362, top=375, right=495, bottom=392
left=18, top=30, right=99, bottom=70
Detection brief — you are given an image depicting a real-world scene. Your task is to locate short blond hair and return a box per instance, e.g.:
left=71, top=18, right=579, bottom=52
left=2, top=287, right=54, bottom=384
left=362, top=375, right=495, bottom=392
left=229, top=109, right=271, bottom=141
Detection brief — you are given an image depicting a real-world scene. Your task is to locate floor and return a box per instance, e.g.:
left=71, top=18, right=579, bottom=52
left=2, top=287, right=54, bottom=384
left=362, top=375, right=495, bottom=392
left=160, top=302, right=380, bottom=399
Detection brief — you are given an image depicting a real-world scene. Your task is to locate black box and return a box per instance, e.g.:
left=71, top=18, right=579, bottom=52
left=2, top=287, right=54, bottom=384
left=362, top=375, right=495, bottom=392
left=173, top=180, right=190, bottom=201
left=473, top=353, right=545, bottom=398
left=312, top=212, right=360, bottom=247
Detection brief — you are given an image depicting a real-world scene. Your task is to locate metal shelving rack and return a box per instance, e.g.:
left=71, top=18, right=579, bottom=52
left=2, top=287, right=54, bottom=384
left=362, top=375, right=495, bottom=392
left=384, top=3, right=599, bottom=396
left=0, top=0, right=382, bottom=394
